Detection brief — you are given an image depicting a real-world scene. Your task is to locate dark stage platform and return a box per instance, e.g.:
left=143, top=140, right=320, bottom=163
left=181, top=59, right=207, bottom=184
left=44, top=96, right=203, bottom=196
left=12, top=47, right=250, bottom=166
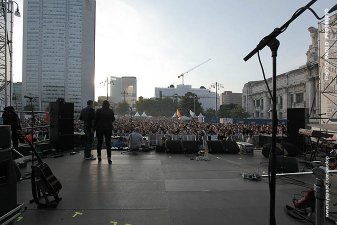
left=13, top=150, right=337, bottom=225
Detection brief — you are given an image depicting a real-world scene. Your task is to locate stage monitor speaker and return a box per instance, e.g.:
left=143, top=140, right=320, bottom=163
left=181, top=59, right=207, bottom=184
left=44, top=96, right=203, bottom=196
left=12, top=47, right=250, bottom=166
left=0, top=125, right=11, bottom=149
left=276, top=156, right=299, bottom=173
left=224, top=141, right=240, bottom=154
left=182, top=141, right=201, bottom=154
left=165, top=140, right=183, bottom=153
left=262, top=142, right=300, bottom=158
left=287, top=108, right=308, bottom=151
left=207, top=141, right=225, bottom=154
left=49, top=101, right=74, bottom=150
left=0, top=149, right=17, bottom=217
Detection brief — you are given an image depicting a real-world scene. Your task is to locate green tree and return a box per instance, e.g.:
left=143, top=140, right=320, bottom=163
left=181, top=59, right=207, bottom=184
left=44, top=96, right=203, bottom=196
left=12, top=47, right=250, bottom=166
left=204, top=108, right=216, bottom=118
left=135, top=97, right=176, bottom=117
left=218, top=104, right=249, bottom=118
left=178, top=92, right=203, bottom=116
left=115, top=102, right=130, bottom=115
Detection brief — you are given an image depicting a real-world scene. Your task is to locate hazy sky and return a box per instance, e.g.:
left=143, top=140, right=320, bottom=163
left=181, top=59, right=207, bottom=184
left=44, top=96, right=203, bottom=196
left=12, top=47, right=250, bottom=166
left=12, top=0, right=336, bottom=100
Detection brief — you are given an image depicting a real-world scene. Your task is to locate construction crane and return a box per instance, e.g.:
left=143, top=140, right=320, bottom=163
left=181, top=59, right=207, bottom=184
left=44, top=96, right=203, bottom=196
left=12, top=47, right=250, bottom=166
left=178, top=58, right=211, bottom=85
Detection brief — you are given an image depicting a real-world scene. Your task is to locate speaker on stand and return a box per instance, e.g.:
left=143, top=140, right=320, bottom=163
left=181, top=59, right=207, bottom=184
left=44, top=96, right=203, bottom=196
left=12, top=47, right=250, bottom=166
left=49, top=99, right=74, bottom=151
left=287, top=108, right=308, bottom=152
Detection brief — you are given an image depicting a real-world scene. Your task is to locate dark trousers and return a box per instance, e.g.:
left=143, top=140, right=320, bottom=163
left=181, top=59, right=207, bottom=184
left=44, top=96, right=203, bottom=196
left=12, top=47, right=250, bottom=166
left=96, top=129, right=112, bottom=158
left=84, top=129, right=94, bottom=157
left=11, top=130, right=19, bottom=148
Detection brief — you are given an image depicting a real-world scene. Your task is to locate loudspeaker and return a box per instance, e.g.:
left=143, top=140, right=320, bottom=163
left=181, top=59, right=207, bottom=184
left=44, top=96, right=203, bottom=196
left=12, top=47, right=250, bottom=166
left=182, top=141, right=201, bottom=154
left=49, top=101, right=74, bottom=150
left=165, top=140, right=183, bottom=153
left=0, top=149, right=17, bottom=217
left=262, top=142, right=300, bottom=158
left=207, top=141, right=225, bottom=154
left=224, top=141, right=240, bottom=154
left=287, top=108, right=308, bottom=151
left=276, top=156, right=299, bottom=173
left=0, top=125, right=11, bottom=149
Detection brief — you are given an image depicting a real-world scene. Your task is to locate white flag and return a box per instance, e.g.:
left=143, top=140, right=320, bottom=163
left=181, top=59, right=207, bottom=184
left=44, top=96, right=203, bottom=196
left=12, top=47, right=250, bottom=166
left=189, top=110, right=196, bottom=118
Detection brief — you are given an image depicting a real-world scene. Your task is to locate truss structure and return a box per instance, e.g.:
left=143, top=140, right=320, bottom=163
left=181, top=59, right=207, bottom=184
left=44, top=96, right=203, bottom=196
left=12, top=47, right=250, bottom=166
left=0, top=0, right=14, bottom=108
left=318, top=13, right=337, bottom=123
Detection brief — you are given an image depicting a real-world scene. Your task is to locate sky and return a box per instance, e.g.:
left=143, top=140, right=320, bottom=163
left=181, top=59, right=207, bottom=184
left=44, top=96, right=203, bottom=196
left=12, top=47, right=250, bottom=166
left=12, top=0, right=336, bottom=100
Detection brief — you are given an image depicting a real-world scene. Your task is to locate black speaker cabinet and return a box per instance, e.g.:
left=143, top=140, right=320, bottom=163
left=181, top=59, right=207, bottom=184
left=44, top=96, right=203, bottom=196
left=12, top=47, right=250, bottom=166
left=207, top=141, right=225, bottom=154
left=224, top=141, right=240, bottom=154
left=165, top=140, right=183, bottom=153
left=0, top=149, right=17, bottom=217
left=0, top=125, right=11, bottom=149
left=287, top=108, right=308, bottom=151
left=49, top=101, right=74, bottom=150
left=276, top=156, right=299, bottom=173
left=182, top=141, right=201, bottom=154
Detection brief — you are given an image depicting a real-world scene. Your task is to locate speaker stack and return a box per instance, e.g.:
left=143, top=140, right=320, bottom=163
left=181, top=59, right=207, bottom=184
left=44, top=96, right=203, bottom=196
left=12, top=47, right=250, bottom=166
left=49, top=99, right=74, bottom=150
left=287, top=108, right=308, bottom=152
left=0, top=148, right=17, bottom=218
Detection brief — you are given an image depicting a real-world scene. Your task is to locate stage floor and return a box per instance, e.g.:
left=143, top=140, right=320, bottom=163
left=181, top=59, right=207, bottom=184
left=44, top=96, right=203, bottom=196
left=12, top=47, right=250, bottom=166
left=15, top=149, right=337, bottom=225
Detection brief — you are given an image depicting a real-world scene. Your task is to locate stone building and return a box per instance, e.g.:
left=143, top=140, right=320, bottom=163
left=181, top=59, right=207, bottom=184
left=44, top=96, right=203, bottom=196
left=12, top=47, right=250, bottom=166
left=242, top=27, right=320, bottom=120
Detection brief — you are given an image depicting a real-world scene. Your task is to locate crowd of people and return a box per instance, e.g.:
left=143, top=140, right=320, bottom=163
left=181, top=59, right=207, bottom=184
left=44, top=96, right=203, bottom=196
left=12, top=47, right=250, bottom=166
left=112, top=116, right=287, bottom=139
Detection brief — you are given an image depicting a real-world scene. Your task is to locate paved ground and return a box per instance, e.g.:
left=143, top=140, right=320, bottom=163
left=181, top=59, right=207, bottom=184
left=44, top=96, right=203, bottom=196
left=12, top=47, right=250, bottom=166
left=13, top=149, right=337, bottom=225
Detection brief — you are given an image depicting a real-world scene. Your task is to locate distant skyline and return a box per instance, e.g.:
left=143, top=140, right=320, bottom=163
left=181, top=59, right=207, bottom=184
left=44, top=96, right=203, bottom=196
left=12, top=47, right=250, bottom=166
left=12, top=0, right=336, bottom=100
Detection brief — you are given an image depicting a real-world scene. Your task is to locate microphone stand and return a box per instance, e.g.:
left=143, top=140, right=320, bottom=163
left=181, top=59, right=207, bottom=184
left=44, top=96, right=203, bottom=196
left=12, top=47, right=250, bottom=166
left=243, top=1, right=320, bottom=224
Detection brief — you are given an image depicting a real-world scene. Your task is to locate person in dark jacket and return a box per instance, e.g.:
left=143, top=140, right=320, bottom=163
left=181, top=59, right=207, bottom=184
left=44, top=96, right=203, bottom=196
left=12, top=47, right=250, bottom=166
left=79, top=100, right=96, bottom=160
left=95, top=100, right=115, bottom=164
left=2, top=106, right=21, bottom=148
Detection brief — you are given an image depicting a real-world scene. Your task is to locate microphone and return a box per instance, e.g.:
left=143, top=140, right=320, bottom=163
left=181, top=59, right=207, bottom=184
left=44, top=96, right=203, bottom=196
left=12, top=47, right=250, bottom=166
left=328, top=4, right=337, bottom=13
left=24, top=95, right=34, bottom=99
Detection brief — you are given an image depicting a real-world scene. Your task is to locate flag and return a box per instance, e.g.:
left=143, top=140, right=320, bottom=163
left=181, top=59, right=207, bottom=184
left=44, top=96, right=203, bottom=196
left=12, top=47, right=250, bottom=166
left=189, top=110, right=196, bottom=118
left=176, top=109, right=182, bottom=118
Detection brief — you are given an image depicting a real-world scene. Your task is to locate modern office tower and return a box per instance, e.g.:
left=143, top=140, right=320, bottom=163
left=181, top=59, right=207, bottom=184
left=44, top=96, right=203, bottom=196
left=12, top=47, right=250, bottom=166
left=110, top=76, right=137, bottom=107
left=12, top=82, right=23, bottom=111
left=221, top=91, right=242, bottom=106
left=22, top=0, right=96, bottom=113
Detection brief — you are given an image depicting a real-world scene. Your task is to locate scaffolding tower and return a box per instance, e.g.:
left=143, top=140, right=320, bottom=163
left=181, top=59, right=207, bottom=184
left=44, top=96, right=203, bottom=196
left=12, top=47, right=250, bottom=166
left=318, top=13, right=337, bottom=123
left=0, top=0, right=15, bottom=109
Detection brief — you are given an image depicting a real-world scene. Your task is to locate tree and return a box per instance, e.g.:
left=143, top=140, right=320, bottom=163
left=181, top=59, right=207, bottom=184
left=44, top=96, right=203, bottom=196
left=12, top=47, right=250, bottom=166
left=135, top=97, right=176, bottom=117
left=115, top=102, right=130, bottom=115
left=204, top=108, right=216, bottom=118
left=178, top=92, right=203, bottom=116
left=218, top=104, right=249, bottom=118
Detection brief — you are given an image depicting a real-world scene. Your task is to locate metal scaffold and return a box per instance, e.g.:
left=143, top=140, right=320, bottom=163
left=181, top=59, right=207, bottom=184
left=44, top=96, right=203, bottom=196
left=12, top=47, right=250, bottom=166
left=319, top=14, right=337, bottom=122
left=0, top=0, right=19, bottom=108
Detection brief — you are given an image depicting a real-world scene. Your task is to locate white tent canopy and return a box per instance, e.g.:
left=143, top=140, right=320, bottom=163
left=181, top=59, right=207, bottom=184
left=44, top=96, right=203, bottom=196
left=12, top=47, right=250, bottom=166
left=134, top=112, right=140, bottom=117
left=141, top=112, right=148, bottom=117
left=198, top=113, right=204, bottom=122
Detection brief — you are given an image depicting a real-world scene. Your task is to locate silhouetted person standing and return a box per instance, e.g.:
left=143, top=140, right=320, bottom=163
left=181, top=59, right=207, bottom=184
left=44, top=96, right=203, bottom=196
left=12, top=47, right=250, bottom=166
left=95, top=100, right=115, bottom=164
left=79, top=100, right=96, bottom=160
left=2, top=106, right=21, bottom=148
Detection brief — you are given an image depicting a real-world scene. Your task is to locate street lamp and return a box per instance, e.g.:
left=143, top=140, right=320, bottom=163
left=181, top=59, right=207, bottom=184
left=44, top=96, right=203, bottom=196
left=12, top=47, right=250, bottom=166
left=210, top=82, right=224, bottom=111
left=121, top=90, right=128, bottom=103
left=100, top=77, right=114, bottom=100
left=1, top=0, right=21, bottom=107
left=193, top=95, right=199, bottom=114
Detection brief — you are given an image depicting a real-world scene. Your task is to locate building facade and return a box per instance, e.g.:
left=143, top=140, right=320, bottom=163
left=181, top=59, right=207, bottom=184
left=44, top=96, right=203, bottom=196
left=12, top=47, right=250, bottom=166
left=22, top=0, right=96, bottom=113
left=12, top=82, right=23, bottom=111
left=109, top=76, right=137, bottom=107
left=220, top=91, right=242, bottom=106
left=155, top=84, right=218, bottom=110
left=242, top=27, right=320, bottom=120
